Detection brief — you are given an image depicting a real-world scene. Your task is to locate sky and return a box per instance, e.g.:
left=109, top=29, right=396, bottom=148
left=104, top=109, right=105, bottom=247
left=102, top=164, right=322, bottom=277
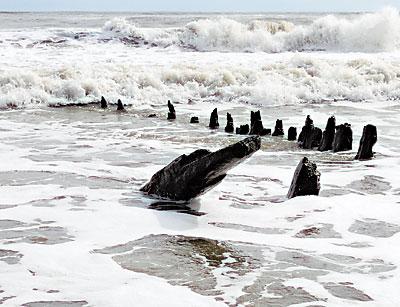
left=0, top=0, right=399, bottom=12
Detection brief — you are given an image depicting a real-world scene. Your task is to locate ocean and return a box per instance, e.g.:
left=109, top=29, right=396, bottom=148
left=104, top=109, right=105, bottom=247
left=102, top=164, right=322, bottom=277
left=0, top=9, right=400, bottom=306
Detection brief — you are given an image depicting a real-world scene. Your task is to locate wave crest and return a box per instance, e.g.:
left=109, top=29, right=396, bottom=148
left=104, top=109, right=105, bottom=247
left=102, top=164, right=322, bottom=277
left=102, top=17, right=179, bottom=47
left=1, top=55, right=400, bottom=108
left=101, top=8, right=400, bottom=53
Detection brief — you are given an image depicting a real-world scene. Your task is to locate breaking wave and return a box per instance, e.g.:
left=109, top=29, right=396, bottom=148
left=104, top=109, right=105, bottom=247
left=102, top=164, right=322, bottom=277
left=102, top=8, right=400, bottom=53
left=1, top=56, right=400, bottom=108
left=1, top=8, right=400, bottom=108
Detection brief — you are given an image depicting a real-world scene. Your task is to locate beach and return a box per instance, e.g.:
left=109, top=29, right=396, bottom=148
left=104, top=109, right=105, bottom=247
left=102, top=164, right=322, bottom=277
left=0, top=10, right=400, bottom=306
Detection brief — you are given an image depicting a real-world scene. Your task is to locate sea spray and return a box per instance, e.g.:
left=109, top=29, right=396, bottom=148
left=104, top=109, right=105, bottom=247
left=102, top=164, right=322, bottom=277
left=102, top=8, right=400, bottom=53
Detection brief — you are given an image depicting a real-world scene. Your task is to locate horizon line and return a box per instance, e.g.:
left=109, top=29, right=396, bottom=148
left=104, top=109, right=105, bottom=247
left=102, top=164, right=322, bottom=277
left=0, top=10, right=372, bottom=14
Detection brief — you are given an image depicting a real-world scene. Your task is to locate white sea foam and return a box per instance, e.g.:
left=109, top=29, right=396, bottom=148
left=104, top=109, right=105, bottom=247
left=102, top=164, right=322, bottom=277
left=101, top=8, right=400, bottom=53
left=102, top=17, right=180, bottom=46
left=0, top=9, right=400, bottom=108
left=1, top=98, right=400, bottom=306
left=1, top=11, right=400, bottom=307
left=0, top=52, right=400, bottom=108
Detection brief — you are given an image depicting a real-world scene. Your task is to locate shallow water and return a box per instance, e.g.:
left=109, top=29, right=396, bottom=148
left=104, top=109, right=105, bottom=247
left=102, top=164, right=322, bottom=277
left=1, top=10, right=400, bottom=307
left=0, top=100, right=399, bottom=306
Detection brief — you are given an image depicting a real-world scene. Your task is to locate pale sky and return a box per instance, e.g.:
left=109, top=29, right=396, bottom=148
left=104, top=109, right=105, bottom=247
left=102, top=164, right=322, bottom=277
left=0, top=0, right=399, bottom=12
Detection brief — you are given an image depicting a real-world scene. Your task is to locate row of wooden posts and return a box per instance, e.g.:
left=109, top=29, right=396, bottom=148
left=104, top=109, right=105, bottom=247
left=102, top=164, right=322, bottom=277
left=167, top=101, right=377, bottom=161
left=97, top=97, right=377, bottom=161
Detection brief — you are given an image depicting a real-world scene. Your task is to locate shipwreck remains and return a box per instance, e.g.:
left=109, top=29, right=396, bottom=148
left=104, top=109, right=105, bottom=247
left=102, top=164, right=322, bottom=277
left=287, top=157, right=321, bottom=199
left=141, top=136, right=261, bottom=201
